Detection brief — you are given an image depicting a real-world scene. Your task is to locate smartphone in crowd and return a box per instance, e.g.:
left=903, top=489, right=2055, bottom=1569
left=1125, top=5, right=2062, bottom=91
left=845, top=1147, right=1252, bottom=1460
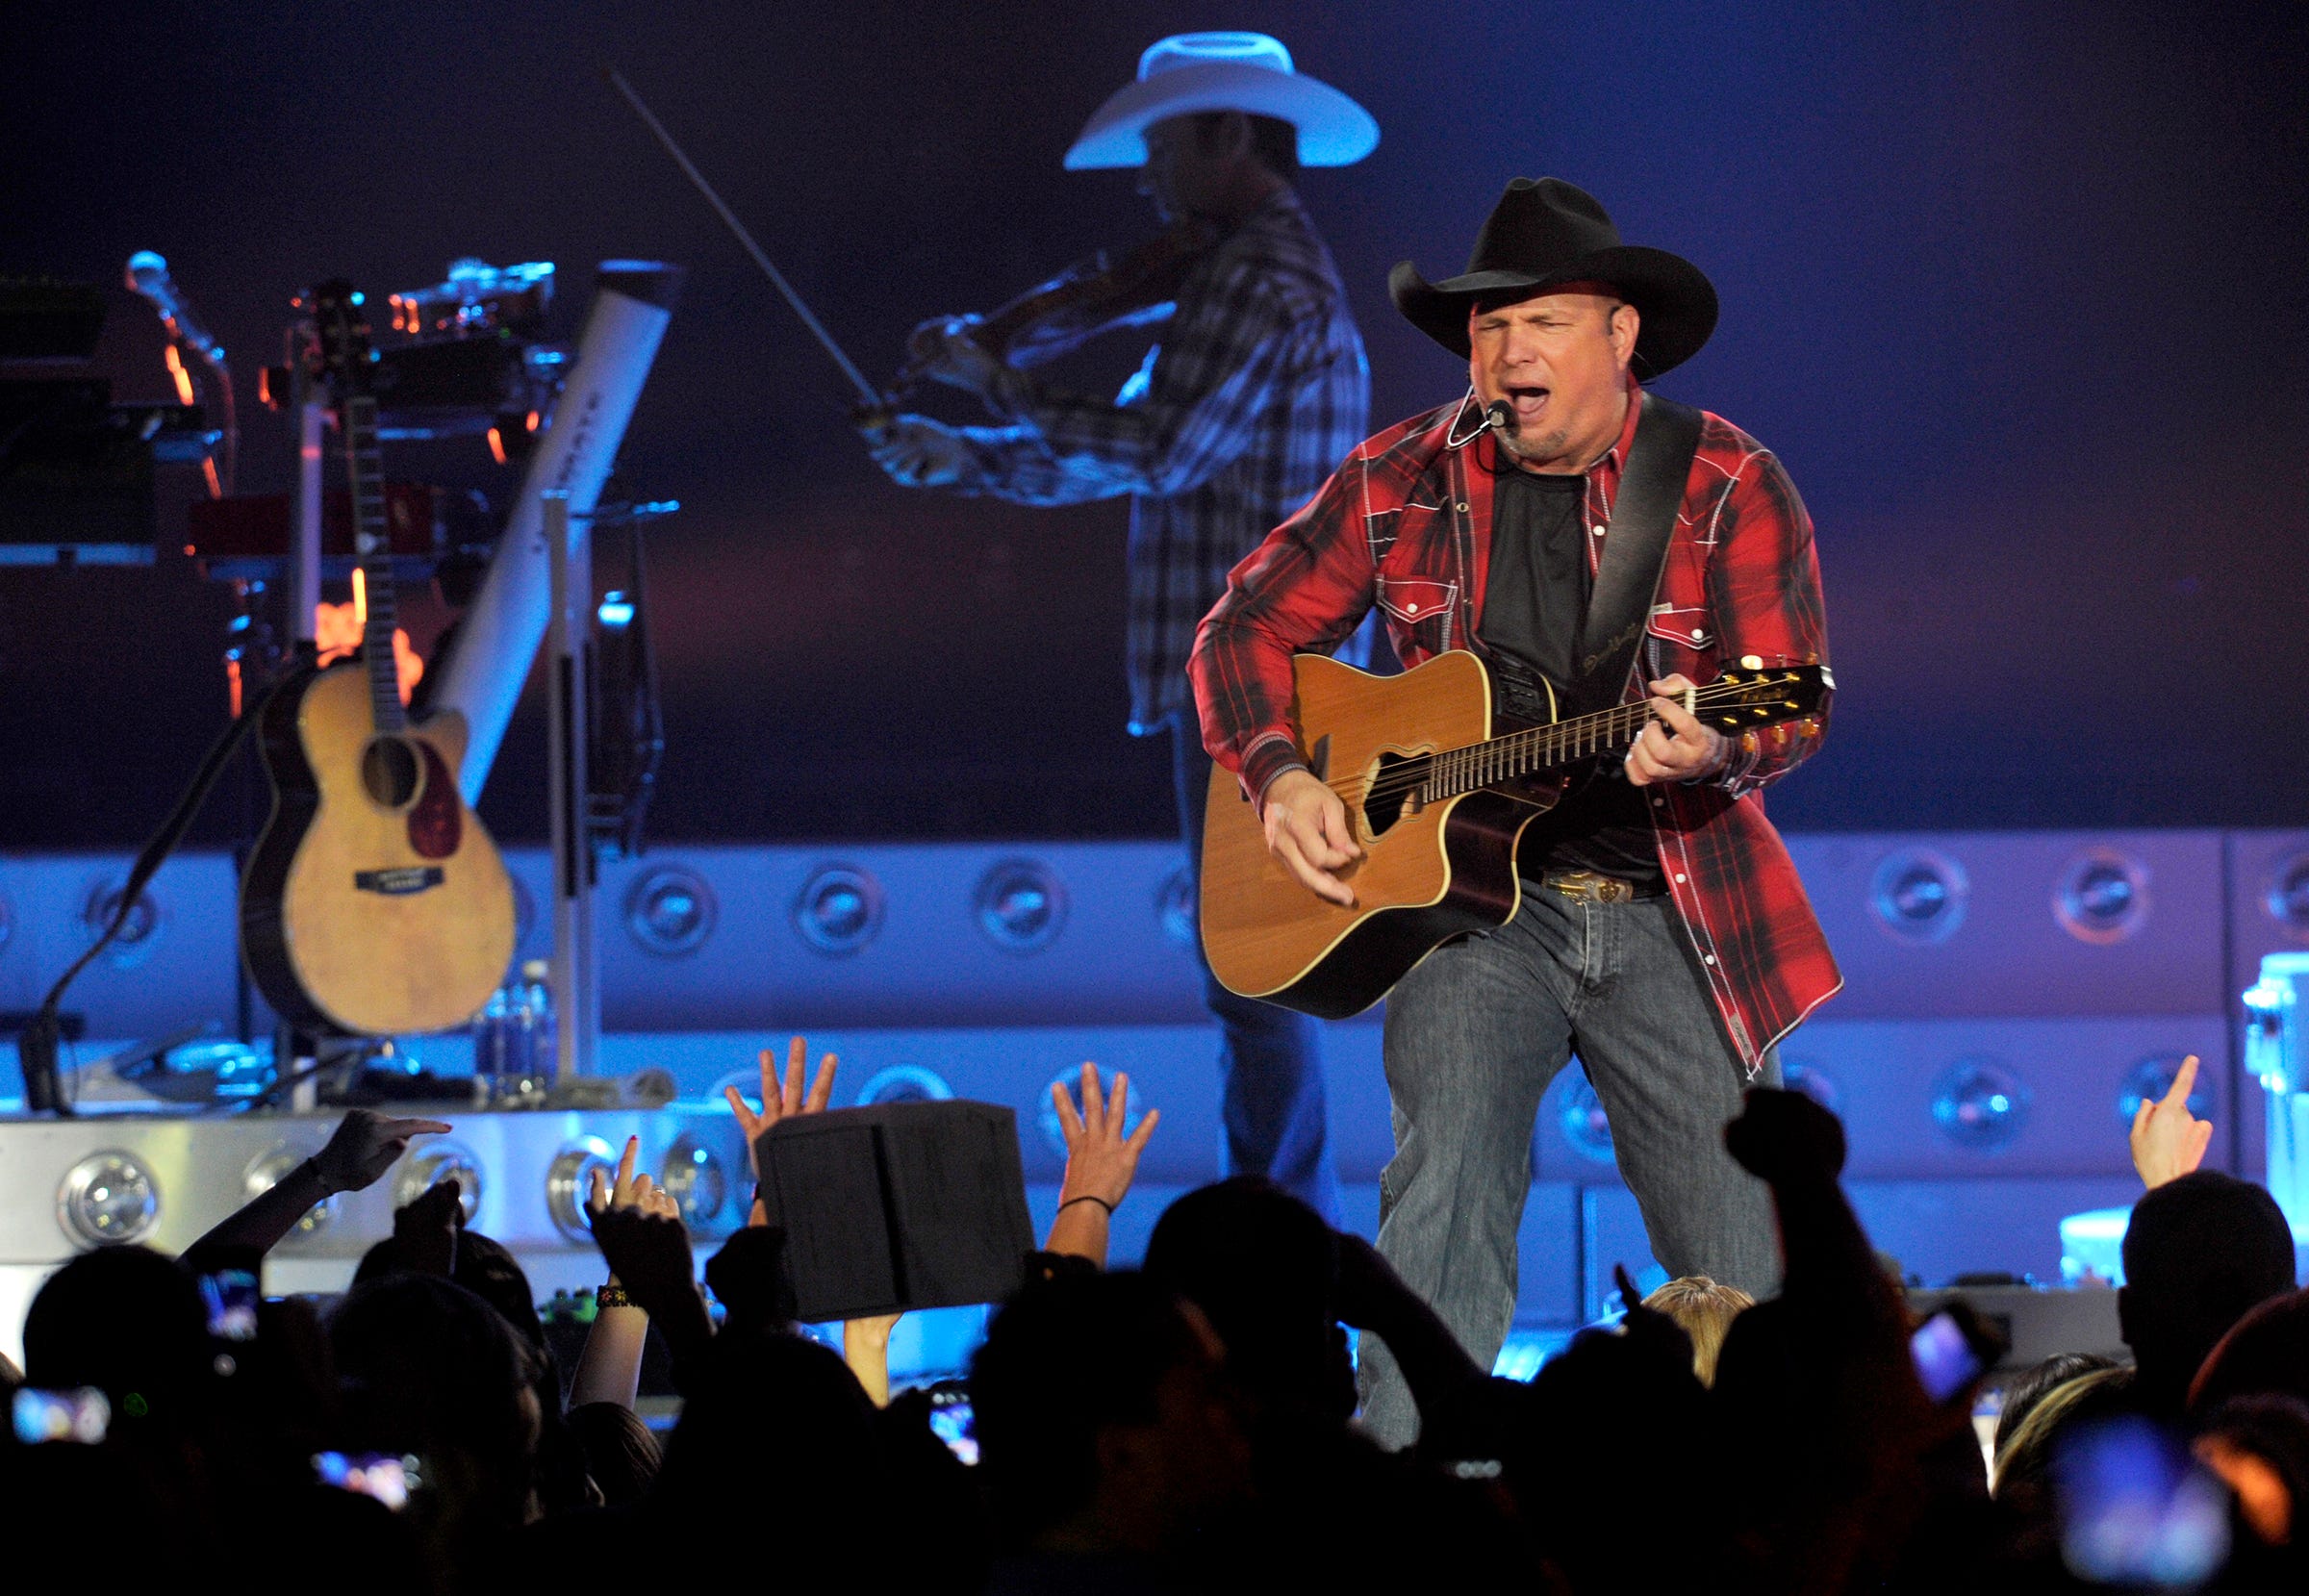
left=13, top=1387, right=110, bottom=1445
left=1910, top=1308, right=1994, bottom=1404
left=198, top=1265, right=262, bottom=1343
left=926, top=1381, right=977, bottom=1466
left=313, top=1452, right=418, bottom=1510
left=2053, top=1416, right=2230, bottom=1588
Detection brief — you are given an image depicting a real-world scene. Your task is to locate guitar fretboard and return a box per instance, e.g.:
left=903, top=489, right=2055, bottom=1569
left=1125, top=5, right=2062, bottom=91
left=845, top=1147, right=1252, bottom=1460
left=1413, top=699, right=1662, bottom=801
left=342, top=393, right=403, bottom=734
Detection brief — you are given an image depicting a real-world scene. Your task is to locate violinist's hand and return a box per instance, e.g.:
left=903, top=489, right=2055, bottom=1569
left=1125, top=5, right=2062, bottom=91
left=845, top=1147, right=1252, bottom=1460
left=868, top=415, right=972, bottom=490
left=905, top=314, right=1005, bottom=396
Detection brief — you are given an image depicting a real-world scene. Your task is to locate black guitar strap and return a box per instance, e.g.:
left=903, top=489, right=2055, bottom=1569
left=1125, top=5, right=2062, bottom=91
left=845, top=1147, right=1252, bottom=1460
left=1561, top=390, right=1704, bottom=716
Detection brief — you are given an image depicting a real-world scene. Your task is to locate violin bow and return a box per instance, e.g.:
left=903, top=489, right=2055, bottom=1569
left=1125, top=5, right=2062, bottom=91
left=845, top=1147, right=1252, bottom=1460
left=605, top=66, right=882, bottom=409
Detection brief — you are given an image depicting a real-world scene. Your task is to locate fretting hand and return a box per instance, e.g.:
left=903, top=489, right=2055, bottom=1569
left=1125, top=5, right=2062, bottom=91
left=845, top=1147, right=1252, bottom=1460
left=867, top=416, right=973, bottom=489
left=1261, top=767, right=1363, bottom=908
left=2130, top=1053, right=2215, bottom=1189
left=1624, top=673, right=1729, bottom=786
left=901, top=314, right=1006, bottom=395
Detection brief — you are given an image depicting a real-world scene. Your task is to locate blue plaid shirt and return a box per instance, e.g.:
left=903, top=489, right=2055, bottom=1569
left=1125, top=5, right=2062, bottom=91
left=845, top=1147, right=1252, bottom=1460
left=950, top=188, right=1369, bottom=733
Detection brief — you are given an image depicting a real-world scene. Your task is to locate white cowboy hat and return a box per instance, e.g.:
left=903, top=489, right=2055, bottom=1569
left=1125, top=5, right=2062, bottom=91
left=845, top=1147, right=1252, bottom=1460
left=1063, top=33, right=1379, bottom=171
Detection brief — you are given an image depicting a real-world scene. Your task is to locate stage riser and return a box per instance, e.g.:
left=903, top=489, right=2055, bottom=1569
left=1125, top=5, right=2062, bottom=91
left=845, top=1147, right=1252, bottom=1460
left=4, top=832, right=2305, bottom=1038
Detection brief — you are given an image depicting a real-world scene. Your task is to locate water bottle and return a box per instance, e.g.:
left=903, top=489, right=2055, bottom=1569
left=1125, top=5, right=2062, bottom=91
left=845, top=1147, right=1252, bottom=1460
left=519, top=958, right=558, bottom=1098
left=469, top=982, right=513, bottom=1105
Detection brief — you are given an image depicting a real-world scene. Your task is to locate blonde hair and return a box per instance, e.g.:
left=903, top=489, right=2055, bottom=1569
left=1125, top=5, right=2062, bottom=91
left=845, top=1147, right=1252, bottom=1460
left=1641, top=1276, right=1755, bottom=1386
left=1992, top=1365, right=2134, bottom=1498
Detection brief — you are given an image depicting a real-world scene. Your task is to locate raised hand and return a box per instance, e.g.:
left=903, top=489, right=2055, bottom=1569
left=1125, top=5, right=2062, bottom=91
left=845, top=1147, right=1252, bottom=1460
left=1724, top=1084, right=1847, bottom=1187
left=725, top=1036, right=839, bottom=1172
left=2130, top=1053, right=2215, bottom=1189
left=1053, top=1062, right=1159, bottom=1210
left=312, top=1108, right=453, bottom=1196
left=586, top=1134, right=681, bottom=1224
left=589, top=1204, right=705, bottom=1342
left=392, top=1178, right=466, bottom=1278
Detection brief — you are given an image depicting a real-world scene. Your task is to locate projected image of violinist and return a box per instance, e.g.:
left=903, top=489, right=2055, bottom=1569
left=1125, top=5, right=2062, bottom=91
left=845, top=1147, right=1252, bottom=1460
left=865, top=33, right=1379, bottom=1223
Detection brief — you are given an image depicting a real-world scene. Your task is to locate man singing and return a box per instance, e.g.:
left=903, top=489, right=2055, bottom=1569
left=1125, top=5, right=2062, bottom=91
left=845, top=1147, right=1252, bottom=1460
left=1191, top=178, right=1840, bottom=1443
left=869, top=34, right=1379, bottom=1220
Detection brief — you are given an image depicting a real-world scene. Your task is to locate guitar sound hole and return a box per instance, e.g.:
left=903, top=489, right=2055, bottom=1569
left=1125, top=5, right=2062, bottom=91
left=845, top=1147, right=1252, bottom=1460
left=361, top=736, right=422, bottom=809
left=1363, top=751, right=1417, bottom=837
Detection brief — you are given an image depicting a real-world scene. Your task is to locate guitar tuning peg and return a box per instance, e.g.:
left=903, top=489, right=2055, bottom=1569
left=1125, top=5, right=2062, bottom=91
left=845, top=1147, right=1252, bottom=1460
left=1740, top=654, right=1763, bottom=671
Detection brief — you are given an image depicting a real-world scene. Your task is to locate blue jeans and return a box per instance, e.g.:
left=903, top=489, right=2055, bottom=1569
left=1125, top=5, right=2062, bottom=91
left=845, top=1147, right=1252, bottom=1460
left=1357, top=884, right=1781, bottom=1447
left=1174, top=725, right=1339, bottom=1223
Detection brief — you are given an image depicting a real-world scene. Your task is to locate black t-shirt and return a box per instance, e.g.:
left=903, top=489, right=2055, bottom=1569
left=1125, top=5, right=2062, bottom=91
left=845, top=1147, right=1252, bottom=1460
left=1477, top=464, right=1663, bottom=887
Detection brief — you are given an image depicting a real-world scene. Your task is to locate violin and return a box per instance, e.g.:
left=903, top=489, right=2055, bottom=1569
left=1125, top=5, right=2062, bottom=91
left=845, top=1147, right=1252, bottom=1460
left=874, top=215, right=1223, bottom=415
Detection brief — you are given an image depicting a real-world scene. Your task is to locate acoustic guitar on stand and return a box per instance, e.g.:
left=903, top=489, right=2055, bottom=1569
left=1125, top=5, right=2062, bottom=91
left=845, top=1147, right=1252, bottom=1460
left=1199, top=649, right=1830, bottom=1020
left=239, top=281, right=516, bottom=1037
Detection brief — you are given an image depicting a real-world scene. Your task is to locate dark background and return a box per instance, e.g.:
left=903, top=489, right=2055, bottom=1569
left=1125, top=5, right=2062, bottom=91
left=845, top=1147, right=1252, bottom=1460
left=4, top=0, right=2304, bottom=849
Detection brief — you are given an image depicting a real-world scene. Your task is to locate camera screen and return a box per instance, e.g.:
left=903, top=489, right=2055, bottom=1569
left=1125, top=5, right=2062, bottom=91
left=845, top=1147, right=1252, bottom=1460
left=13, top=1387, right=110, bottom=1446
left=1910, top=1310, right=1983, bottom=1404
left=314, top=1452, right=414, bottom=1510
left=928, top=1395, right=978, bottom=1466
left=199, top=1267, right=262, bottom=1342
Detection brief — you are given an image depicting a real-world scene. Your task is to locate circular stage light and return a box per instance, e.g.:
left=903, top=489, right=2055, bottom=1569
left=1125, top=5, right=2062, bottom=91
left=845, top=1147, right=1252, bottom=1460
left=2117, top=1052, right=2215, bottom=1127
left=854, top=1064, right=953, bottom=1106
left=2055, top=850, right=2149, bottom=945
left=81, top=880, right=162, bottom=967
left=1038, top=1068, right=1146, bottom=1158
left=58, top=1153, right=160, bottom=1246
left=2265, top=852, right=2309, bottom=938
left=395, top=1142, right=483, bottom=1223
left=1557, top=1073, right=1616, bottom=1164
left=793, top=866, right=884, bottom=955
left=624, top=866, right=717, bottom=956
left=1868, top=849, right=1967, bottom=944
left=546, top=1137, right=619, bottom=1242
left=242, top=1148, right=338, bottom=1237
left=660, top=1134, right=730, bottom=1229
left=1931, top=1057, right=2030, bottom=1150
left=976, top=859, right=1068, bottom=953
left=1156, top=862, right=1198, bottom=950
left=1779, top=1057, right=1841, bottom=1117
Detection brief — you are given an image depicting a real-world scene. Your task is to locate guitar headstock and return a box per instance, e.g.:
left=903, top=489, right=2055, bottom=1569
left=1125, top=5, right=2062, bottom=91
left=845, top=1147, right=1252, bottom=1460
left=300, top=279, right=374, bottom=397
left=1695, top=661, right=1834, bottom=731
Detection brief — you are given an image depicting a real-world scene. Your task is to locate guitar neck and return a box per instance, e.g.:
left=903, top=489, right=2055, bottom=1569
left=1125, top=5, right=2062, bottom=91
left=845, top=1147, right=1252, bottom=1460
left=1419, top=699, right=1656, bottom=801
left=343, top=393, right=404, bottom=733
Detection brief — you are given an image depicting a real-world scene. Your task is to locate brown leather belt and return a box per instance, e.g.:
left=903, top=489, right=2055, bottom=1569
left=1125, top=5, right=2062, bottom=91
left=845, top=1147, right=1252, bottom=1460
left=1540, top=869, right=1665, bottom=904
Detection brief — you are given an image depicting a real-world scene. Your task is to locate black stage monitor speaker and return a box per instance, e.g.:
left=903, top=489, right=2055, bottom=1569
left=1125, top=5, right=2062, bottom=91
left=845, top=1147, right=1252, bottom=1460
left=753, top=1099, right=1035, bottom=1322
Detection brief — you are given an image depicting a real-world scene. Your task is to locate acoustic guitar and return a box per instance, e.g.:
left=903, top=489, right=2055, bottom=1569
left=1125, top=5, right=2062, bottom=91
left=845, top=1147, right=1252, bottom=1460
left=1200, top=649, right=1831, bottom=1020
left=240, top=282, right=516, bottom=1037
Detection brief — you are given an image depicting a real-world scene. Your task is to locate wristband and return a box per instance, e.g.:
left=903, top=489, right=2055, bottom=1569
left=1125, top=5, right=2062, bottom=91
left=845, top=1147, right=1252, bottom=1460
left=596, top=1281, right=636, bottom=1310
left=1058, top=1194, right=1114, bottom=1215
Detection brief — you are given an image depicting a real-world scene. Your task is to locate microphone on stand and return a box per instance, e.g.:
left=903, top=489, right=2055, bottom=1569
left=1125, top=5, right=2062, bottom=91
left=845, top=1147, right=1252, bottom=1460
left=125, top=250, right=224, bottom=362
left=126, top=250, right=236, bottom=494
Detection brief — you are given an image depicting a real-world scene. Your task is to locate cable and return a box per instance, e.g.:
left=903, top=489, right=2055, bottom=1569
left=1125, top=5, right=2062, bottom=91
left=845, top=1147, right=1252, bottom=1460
left=15, top=675, right=291, bottom=1116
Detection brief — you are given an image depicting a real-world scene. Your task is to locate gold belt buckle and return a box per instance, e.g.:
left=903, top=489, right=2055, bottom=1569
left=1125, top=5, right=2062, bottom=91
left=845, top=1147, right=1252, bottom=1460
left=1549, top=871, right=1632, bottom=903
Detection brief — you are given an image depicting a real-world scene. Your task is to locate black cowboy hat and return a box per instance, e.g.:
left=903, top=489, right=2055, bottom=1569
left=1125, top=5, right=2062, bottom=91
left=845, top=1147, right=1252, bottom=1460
left=1389, top=177, right=1718, bottom=377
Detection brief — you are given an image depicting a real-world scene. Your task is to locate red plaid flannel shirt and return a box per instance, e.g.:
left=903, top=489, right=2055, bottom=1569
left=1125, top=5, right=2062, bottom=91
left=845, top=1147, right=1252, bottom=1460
left=1190, top=377, right=1840, bottom=1074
